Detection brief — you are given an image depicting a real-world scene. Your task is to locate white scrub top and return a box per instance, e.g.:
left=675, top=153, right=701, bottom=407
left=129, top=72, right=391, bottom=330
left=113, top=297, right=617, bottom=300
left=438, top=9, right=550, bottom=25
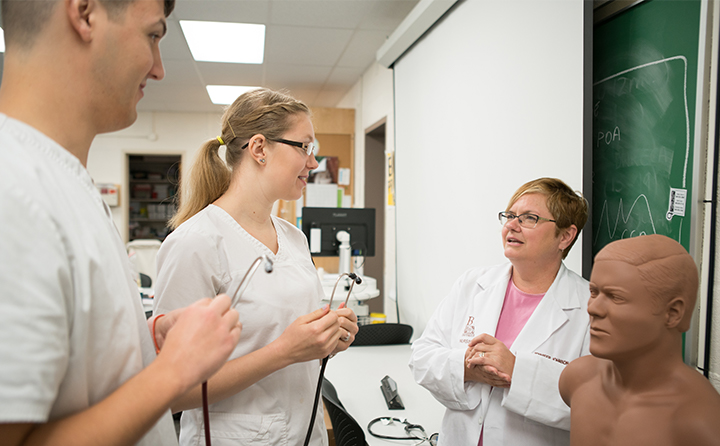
left=410, top=263, right=590, bottom=446
left=154, top=204, right=328, bottom=446
left=0, top=114, right=177, bottom=446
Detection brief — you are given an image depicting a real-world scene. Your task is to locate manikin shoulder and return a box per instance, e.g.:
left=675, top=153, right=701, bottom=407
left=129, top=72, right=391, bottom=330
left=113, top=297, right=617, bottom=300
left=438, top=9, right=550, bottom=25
left=559, top=355, right=605, bottom=406
left=670, top=367, right=720, bottom=445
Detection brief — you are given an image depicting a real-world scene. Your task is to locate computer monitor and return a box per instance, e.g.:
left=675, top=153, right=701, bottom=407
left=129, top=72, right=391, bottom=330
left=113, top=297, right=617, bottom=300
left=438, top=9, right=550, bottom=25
left=301, top=207, right=375, bottom=257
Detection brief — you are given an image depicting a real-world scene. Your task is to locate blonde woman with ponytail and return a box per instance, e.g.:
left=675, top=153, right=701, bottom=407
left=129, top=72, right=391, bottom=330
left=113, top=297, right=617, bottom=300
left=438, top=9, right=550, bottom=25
left=153, top=89, right=358, bottom=446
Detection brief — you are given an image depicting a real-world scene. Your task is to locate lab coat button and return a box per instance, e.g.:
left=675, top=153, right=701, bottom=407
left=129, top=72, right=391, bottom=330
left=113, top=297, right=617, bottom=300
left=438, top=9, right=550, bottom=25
left=478, top=416, right=483, bottom=425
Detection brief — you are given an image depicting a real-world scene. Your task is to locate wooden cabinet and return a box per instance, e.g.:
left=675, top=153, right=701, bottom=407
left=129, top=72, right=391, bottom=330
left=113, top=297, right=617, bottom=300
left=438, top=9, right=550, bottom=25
left=127, top=154, right=181, bottom=241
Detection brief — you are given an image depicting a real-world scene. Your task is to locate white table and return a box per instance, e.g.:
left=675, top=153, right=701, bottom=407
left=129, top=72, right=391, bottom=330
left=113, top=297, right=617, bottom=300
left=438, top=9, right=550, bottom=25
left=324, top=344, right=445, bottom=445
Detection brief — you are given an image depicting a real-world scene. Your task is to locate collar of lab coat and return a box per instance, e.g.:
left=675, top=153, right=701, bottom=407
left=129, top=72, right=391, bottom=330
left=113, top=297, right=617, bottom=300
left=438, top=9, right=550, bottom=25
left=474, top=262, right=582, bottom=355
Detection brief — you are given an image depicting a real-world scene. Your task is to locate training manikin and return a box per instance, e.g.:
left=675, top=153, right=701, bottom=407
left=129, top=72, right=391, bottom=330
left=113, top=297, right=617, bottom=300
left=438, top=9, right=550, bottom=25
left=559, top=234, right=720, bottom=446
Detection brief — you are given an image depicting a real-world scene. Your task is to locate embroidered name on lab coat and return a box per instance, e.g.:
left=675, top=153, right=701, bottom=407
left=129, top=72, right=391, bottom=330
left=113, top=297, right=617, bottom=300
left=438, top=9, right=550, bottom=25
left=460, top=316, right=475, bottom=344
left=534, top=351, right=569, bottom=365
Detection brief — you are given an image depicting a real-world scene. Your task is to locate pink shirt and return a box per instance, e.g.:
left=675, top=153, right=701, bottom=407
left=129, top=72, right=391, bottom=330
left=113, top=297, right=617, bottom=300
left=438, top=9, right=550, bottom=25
left=495, top=278, right=545, bottom=349
left=479, top=278, right=545, bottom=446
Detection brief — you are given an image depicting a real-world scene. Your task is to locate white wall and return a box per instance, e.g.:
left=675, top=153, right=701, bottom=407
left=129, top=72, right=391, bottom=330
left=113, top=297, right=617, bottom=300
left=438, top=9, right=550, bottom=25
left=392, top=0, right=585, bottom=337
left=337, top=62, right=399, bottom=322
left=88, top=111, right=223, bottom=243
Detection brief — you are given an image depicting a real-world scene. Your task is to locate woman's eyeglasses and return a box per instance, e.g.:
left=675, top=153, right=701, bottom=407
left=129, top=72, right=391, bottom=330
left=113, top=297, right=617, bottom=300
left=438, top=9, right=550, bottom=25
left=271, top=138, right=317, bottom=156
left=241, top=138, right=318, bottom=156
left=498, top=211, right=556, bottom=229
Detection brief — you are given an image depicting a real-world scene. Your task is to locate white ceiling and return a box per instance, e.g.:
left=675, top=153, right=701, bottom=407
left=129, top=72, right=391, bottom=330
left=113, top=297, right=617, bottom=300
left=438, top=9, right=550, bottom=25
left=146, top=0, right=420, bottom=112
left=0, top=0, right=419, bottom=113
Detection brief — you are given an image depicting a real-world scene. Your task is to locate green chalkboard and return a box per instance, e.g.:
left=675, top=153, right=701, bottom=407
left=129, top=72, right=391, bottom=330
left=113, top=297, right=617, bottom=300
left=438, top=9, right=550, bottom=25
left=592, top=0, right=701, bottom=256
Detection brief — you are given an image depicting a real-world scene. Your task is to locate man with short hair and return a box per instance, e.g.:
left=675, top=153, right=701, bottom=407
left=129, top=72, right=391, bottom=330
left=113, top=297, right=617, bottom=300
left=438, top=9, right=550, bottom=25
left=0, top=1, right=242, bottom=445
left=559, top=234, right=720, bottom=446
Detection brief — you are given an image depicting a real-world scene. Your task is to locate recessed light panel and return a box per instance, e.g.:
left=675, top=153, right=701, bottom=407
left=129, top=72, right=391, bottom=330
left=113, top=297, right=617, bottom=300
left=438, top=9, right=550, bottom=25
left=206, top=85, right=261, bottom=105
left=180, top=21, right=265, bottom=64
left=0, top=28, right=5, bottom=52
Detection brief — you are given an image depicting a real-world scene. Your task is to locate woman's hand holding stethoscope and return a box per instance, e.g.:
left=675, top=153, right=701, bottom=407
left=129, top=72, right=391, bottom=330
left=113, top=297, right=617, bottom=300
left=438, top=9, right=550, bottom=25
left=464, top=333, right=515, bottom=387
left=272, top=305, right=342, bottom=364
left=332, top=302, right=359, bottom=354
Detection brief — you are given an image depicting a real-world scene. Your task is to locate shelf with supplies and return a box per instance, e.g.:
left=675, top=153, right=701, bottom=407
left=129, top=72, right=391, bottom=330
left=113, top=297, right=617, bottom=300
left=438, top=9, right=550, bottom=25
left=127, top=154, right=181, bottom=242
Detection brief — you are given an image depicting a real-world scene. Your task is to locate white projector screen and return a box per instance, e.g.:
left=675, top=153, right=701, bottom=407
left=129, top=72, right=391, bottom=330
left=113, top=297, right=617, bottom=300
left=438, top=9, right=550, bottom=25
left=393, top=0, right=586, bottom=337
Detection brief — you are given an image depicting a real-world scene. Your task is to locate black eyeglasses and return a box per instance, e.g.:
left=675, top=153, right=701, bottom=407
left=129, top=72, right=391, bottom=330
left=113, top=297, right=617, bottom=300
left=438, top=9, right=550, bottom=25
left=241, top=138, right=317, bottom=156
left=270, top=138, right=317, bottom=156
left=498, top=211, right=556, bottom=229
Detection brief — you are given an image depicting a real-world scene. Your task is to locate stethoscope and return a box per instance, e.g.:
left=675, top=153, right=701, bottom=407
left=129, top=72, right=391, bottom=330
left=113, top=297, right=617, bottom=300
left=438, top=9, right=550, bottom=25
left=367, top=417, right=437, bottom=445
left=200, top=259, right=360, bottom=446
left=302, top=272, right=362, bottom=446
left=200, top=255, right=274, bottom=446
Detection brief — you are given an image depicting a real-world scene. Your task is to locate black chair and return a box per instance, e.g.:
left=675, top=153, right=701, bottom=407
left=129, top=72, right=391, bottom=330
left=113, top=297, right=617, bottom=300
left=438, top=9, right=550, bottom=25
left=322, top=378, right=367, bottom=446
left=352, top=323, right=413, bottom=346
left=139, top=272, right=152, bottom=288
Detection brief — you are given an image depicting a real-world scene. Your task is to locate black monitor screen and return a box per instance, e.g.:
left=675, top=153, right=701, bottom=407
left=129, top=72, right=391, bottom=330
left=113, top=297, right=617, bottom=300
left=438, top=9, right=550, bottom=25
left=301, top=207, right=375, bottom=257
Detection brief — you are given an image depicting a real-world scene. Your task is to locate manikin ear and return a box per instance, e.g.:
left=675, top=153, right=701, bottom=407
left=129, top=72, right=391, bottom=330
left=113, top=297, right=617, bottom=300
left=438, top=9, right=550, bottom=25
left=65, top=0, right=97, bottom=43
left=246, top=134, right=268, bottom=165
left=558, top=225, right=578, bottom=252
left=664, top=296, right=686, bottom=330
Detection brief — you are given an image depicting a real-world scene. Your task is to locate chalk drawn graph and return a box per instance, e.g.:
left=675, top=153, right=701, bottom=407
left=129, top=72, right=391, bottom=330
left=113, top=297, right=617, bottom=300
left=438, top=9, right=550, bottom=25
left=594, top=194, right=656, bottom=242
left=592, top=56, right=691, bottom=251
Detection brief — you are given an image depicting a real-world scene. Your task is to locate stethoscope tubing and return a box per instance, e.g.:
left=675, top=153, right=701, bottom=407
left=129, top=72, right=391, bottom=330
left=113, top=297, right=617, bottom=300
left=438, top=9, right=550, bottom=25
left=302, top=272, right=361, bottom=446
left=202, top=256, right=274, bottom=446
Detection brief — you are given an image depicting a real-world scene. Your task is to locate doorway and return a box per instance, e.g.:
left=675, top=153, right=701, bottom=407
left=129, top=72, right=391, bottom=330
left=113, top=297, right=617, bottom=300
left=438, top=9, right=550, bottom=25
left=364, top=120, right=386, bottom=315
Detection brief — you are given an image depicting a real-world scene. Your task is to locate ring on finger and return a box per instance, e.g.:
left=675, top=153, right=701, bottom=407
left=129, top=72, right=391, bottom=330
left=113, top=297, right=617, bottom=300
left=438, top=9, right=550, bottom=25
left=341, top=333, right=350, bottom=342
left=479, top=352, right=485, bottom=358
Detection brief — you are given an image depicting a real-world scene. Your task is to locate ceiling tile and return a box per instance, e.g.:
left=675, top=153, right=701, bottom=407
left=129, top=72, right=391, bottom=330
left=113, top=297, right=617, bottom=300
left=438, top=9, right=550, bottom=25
left=172, top=0, right=271, bottom=23
left=269, top=0, right=376, bottom=29
left=264, top=25, right=353, bottom=66
left=158, top=60, right=204, bottom=86
left=195, top=62, right=267, bottom=86
left=264, top=64, right=333, bottom=86
left=325, top=66, right=366, bottom=86
left=336, top=30, right=391, bottom=68
left=360, top=0, right=420, bottom=30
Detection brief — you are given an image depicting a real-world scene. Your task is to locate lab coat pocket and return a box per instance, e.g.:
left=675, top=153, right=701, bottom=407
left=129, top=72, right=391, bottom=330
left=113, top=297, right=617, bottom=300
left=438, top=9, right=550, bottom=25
left=203, top=412, right=289, bottom=446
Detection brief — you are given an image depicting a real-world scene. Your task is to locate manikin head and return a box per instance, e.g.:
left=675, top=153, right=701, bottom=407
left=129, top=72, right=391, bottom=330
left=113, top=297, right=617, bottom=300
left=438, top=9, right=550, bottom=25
left=588, top=235, right=698, bottom=360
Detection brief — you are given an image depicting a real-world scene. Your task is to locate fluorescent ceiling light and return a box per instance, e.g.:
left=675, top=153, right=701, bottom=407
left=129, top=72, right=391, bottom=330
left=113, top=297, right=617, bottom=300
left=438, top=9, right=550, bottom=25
left=207, top=85, right=260, bottom=105
left=180, top=20, right=265, bottom=64
left=0, top=28, right=5, bottom=52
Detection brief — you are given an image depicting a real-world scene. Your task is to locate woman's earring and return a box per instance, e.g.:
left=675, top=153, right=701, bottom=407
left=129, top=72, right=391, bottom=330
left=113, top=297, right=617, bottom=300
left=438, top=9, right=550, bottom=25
left=260, top=159, right=266, bottom=164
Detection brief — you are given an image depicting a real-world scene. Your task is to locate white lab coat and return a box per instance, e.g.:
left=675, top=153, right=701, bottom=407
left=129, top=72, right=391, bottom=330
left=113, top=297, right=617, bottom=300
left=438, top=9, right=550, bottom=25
left=410, top=263, right=590, bottom=446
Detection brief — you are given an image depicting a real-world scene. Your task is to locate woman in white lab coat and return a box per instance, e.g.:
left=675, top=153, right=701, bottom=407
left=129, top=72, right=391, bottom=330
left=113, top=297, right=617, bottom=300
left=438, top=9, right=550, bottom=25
left=153, top=88, right=358, bottom=446
left=409, top=178, right=590, bottom=446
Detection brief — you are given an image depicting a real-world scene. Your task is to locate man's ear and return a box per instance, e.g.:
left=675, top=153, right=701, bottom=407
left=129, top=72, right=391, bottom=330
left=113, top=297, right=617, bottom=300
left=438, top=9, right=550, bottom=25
left=665, top=296, right=686, bottom=330
left=65, top=0, right=97, bottom=42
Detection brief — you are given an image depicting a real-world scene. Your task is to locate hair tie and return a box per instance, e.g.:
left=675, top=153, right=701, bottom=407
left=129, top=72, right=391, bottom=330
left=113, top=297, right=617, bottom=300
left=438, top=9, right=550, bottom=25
left=216, top=136, right=225, bottom=145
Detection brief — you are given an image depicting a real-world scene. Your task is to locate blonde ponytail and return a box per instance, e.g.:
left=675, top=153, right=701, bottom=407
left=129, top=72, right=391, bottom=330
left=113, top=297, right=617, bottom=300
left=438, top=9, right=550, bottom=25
left=170, top=138, right=231, bottom=229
